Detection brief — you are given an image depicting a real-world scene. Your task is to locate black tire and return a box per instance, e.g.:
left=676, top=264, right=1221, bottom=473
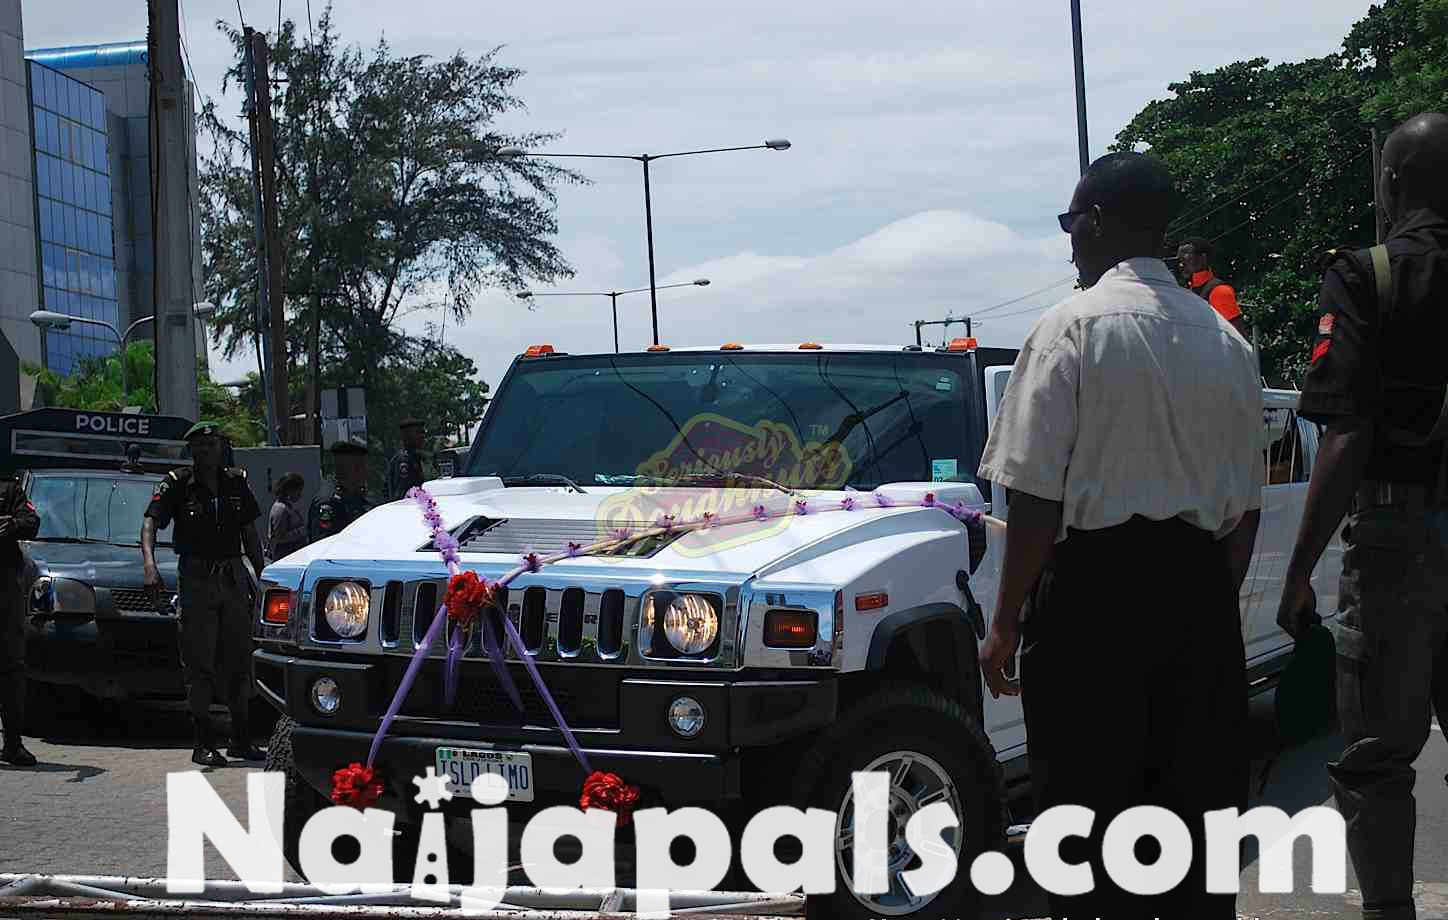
left=793, top=683, right=1005, bottom=920
left=267, top=715, right=421, bottom=884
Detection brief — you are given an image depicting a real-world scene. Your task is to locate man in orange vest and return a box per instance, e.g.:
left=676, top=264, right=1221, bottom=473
left=1178, top=237, right=1248, bottom=337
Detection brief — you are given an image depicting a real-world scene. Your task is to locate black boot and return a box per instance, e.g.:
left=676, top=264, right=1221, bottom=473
left=1, top=735, right=36, bottom=767
left=227, top=738, right=266, bottom=761
left=192, top=719, right=227, bottom=768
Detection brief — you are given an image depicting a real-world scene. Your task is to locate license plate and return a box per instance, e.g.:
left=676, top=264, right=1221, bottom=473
left=434, top=747, right=534, bottom=803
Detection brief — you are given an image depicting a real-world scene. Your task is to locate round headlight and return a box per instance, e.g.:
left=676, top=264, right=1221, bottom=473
left=311, top=676, right=341, bottom=715
left=667, top=696, right=706, bottom=738
left=324, top=582, right=369, bottom=638
left=663, top=594, right=719, bottom=655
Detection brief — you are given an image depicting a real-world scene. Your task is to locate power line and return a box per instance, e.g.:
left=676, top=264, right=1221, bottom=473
left=970, top=275, right=1078, bottom=318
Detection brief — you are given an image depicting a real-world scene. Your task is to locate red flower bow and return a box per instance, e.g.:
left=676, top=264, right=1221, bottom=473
left=331, top=762, right=384, bottom=810
left=579, top=770, right=642, bottom=826
left=445, top=571, right=495, bottom=628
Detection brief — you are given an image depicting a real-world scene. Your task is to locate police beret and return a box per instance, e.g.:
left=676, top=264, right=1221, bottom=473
left=184, top=421, right=224, bottom=440
left=331, top=435, right=369, bottom=455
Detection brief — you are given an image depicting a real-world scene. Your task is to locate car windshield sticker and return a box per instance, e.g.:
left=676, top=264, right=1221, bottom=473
left=931, top=458, right=959, bottom=481
left=935, top=376, right=953, bottom=391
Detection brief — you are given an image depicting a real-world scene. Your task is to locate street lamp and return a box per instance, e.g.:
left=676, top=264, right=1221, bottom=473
left=30, top=302, right=217, bottom=399
left=498, top=140, right=789, bottom=344
left=516, top=280, right=710, bottom=353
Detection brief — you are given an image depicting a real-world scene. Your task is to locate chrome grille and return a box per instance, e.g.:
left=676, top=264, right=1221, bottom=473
left=397, top=577, right=637, bottom=664
left=112, top=587, right=176, bottom=615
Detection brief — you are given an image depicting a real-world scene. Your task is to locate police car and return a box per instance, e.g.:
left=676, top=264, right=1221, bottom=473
left=2, top=409, right=193, bottom=706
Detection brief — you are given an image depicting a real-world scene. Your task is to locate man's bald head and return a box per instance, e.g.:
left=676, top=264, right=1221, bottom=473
left=1065, top=151, right=1182, bottom=287
left=1381, top=112, right=1448, bottom=218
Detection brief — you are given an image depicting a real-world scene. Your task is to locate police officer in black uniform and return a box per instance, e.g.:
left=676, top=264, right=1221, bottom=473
left=142, top=422, right=267, bottom=767
left=385, top=418, right=427, bottom=501
left=309, top=436, right=373, bottom=542
left=1278, top=112, right=1448, bottom=920
left=0, top=474, right=40, bottom=766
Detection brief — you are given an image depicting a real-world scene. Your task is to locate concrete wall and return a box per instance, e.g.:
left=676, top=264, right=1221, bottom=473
left=0, top=0, right=40, bottom=372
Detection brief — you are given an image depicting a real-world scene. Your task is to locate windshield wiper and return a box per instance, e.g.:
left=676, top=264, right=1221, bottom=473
left=496, top=474, right=587, bottom=494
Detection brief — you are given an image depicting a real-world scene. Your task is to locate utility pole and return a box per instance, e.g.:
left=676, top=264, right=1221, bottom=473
left=242, top=28, right=279, bottom=444
left=252, top=30, right=288, bottom=444
left=1070, top=0, right=1090, bottom=176
left=147, top=0, right=200, bottom=420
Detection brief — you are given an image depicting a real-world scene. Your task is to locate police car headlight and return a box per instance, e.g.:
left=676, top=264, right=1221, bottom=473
left=662, top=594, right=719, bottom=655
left=323, top=582, right=369, bottom=638
left=32, top=576, right=96, bottom=615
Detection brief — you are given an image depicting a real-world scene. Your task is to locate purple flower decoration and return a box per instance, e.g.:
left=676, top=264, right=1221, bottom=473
left=566, top=541, right=582, bottom=557
left=841, top=496, right=856, bottom=511
left=610, top=527, right=633, bottom=543
left=701, top=512, right=715, bottom=528
left=963, top=509, right=984, bottom=526
left=794, top=499, right=810, bottom=516
left=434, top=531, right=461, bottom=566
left=522, top=552, right=541, bottom=573
left=657, top=514, right=676, bottom=533
left=922, top=492, right=937, bottom=507
left=753, top=504, right=770, bottom=521
left=874, top=492, right=893, bottom=507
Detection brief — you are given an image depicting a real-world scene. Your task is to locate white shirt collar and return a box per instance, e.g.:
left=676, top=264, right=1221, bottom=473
left=1102, top=257, right=1178, bottom=285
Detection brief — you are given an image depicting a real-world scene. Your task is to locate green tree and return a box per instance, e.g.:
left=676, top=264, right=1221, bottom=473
left=23, top=343, right=265, bottom=446
left=1111, top=0, right=1446, bottom=386
left=198, top=5, right=580, bottom=412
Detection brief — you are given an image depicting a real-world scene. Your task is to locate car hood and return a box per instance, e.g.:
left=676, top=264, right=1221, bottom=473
left=23, top=539, right=179, bottom=584
left=268, top=478, right=984, bottom=582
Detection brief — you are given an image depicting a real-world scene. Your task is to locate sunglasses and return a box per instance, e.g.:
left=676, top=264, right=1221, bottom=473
left=1057, top=206, right=1097, bottom=234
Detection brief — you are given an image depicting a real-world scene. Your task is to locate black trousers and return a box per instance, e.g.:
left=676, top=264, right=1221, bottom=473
left=1021, top=516, right=1248, bottom=920
left=1328, top=503, right=1448, bottom=920
left=0, top=567, right=23, bottom=744
left=177, top=557, right=254, bottom=743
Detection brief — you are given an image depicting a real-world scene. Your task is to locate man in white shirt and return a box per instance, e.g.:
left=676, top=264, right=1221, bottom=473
left=977, top=151, right=1263, bottom=919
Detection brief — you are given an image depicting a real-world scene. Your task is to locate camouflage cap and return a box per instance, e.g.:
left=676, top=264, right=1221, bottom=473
left=184, top=421, right=225, bottom=440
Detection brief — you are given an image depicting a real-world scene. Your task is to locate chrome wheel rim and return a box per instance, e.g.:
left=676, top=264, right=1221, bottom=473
left=833, top=749, right=963, bottom=916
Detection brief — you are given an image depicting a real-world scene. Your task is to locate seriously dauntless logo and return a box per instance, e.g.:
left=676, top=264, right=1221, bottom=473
left=595, top=414, right=854, bottom=558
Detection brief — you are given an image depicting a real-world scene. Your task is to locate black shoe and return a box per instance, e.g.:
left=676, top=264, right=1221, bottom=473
left=1, top=744, right=37, bottom=767
left=192, top=746, right=227, bottom=768
left=227, top=743, right=265, bottom=761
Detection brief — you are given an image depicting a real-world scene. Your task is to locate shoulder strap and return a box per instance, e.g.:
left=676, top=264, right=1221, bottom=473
left=1369, top=244, right=1391, bottom=317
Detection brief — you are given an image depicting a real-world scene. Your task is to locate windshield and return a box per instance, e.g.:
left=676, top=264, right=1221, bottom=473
left=466, top=352, right=984, bottom=492
left=28, top=475, right=173, bottom=546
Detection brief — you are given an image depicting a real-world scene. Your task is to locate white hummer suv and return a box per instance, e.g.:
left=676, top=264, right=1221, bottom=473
left=252, top=340, right=1338, bottom=919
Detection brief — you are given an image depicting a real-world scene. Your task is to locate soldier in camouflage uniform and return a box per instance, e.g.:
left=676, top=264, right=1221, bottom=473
left=309, top=436, right=374, bottom=542
left=142, top=422, right=267, bottom=767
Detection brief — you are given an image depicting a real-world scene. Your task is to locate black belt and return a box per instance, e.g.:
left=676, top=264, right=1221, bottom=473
left=1354, top=480, right=1448, bottom=511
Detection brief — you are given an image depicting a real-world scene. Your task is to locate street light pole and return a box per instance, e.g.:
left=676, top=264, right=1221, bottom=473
left=1071, top=0, right=1090, bottom=176
left=610, top=292, right=620, bottom=354
left=497, top=140, right=789, bottom=344
left=31, top=303, right=215, bottom=402
left=641, top=157, right=660, bottom=345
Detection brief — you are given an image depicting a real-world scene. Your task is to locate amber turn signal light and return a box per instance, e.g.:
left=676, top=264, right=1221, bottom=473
left=262, top=590, right=292, bottom=626
left=764, top=609, right=817, bottom=648
left=854, top=592, right=889, bottom=611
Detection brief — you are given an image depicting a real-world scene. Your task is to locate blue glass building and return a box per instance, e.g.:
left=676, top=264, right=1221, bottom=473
left=26, top=60, right=119, bottom=375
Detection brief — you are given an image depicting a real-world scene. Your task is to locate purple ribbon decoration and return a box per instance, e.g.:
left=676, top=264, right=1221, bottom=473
left=479, top=608, right=523, bottom=714
left=367, top=599, right=447, bottom=767
left=443, top=624, right=466, bottom=707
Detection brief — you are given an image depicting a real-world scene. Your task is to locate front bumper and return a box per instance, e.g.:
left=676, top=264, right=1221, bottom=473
left=25, top=615, right=183, bottom=699
left=256, top=649, right=836, bottom=812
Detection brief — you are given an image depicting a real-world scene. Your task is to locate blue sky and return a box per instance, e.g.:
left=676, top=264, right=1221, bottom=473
left=23, top=0, right=1377, bottom=394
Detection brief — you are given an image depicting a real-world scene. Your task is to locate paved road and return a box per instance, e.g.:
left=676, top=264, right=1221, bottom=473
left=2, top=690, right=1446, bottom=919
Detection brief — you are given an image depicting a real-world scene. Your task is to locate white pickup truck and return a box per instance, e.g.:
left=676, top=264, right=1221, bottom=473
left=252, top=340, right=1339, bottom=920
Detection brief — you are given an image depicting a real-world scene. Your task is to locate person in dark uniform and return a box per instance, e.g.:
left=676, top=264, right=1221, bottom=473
left=1278, top=112, right=1448, bottom=920
left=142, top=422, right=267, bottom=767
left=0, top=474, right=40, bottom=766
left=309, top=436, right=373, bottom=542
left=385, top=418, right=427, bottom=501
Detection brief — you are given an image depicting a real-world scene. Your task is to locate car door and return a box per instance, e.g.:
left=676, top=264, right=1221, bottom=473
left=977, top=365, right=1026, bottom=756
